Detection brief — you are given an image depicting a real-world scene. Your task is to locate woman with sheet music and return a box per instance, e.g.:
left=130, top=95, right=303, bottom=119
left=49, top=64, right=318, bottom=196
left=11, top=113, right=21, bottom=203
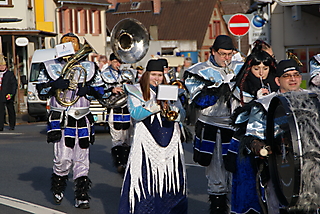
left=118, top=59, right=187, bottom=214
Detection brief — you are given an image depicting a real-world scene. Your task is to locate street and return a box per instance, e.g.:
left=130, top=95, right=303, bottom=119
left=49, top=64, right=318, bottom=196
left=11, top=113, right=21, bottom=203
left=0, top=122, right=208, bottom=214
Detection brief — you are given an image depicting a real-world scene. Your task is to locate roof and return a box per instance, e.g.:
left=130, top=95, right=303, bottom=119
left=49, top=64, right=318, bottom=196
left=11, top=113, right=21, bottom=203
left=0, top=29, right=57, bottom=37
left=220, top=0, right=251, bottom=54
left=220, top=0, right=251, bottom=15
left=273, top=0, right=320, bottom=5
left=106, top=0, right=218, bottom=49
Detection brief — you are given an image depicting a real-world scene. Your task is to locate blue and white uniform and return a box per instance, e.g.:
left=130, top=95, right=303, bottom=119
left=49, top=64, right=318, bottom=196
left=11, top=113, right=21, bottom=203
left=37, top=57, right=103, bottom=180
left=118, top=84, right=187, bottom=214
left=184, top=55, right=243, bottom=209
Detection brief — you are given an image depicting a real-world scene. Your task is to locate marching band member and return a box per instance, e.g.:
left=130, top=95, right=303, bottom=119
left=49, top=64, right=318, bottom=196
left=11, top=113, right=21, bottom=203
left=36, top=33, right=104, bottom=209
left=184, top=35, right=243, bottom=213
left=231, top=59, right=307, bottom=214
left=118, top=59, right=187, bottom=214
left=100, top=53, right=133, bottom=175
left=227, top=43, right=278, bottom=214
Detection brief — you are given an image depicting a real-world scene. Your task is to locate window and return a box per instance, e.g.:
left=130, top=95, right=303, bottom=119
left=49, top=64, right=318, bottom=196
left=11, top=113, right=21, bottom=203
left=286, top=46, right=320, bottom=73
left=74, top=8, right=87, bottom=35
left=204, top=51, right=210, bottom=61
left=213, top=21, right=220, bottom=38
left=208, top=24, right=213, bottom=39
left=89, top=9, right=101, bottom=35
left=0, top=0, right=13, bottom=6
left=28, top=0, right=32, bottom=9
left=59, top=7, right=73, bottom=34
left=287, top=46, right=320, bottom=89
left=209, top=21, right=221, bottom=39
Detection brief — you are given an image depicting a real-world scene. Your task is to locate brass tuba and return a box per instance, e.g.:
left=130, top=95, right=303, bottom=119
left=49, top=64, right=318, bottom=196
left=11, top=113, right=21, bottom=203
left=100, top=18, right=149, bottom=108
left=55, top=40, right=95, bottom=106
left=110, top=18, right=149, bottom=64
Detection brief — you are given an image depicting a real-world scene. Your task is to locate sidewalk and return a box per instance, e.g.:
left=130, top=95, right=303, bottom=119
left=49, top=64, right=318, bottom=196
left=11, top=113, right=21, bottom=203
left=15, top=98, right=37, bottom=125
left=16, top=112, right=30, bottom=125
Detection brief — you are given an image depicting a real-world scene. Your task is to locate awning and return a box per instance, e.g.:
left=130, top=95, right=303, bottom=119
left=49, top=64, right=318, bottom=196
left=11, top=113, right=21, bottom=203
left=0, top=29, right=57, bottom=37
left=257, top=0, right=320, bottom=5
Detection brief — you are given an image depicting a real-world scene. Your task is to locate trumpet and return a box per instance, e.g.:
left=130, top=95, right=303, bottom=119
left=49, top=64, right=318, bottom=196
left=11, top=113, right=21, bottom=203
left=160, top=101, right=179, bottom=121
left=155, top=81, right=179, bottom=121
left=224, top=61, right=234, bottom=75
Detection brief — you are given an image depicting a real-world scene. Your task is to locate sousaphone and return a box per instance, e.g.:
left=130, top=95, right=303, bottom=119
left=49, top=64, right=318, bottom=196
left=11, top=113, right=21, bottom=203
left=101, top=18, right=149, bottom=108
left=110, top=18, right=149, bottom=64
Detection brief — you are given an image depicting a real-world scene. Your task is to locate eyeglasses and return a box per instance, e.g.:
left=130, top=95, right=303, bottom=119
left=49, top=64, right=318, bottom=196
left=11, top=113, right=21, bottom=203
left=216, top=51, right=234, bottom=58
left=281, top=73, right=301, bottom=79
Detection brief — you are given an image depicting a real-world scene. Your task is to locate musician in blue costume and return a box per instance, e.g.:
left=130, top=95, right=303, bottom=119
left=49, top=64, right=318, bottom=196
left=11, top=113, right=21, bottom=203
left=119, top=59, right=187, bottom=214
left=184, top=35, right=243, bottom=213
left=231, top=59, right=305, bottom=214
left=36, top=33, right=104, bottom=209
left=100, top=53, right=133, bottom=175
left=227, top=41, right=278, bottom=214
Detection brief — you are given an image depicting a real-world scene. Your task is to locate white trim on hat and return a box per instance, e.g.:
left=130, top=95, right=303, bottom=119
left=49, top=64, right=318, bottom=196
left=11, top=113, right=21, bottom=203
left=283, top=66, right=296, bottom=72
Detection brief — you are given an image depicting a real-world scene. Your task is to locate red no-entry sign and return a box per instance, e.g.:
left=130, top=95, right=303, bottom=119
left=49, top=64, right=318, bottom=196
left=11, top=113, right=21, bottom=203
left=228, top=14, right=250, bottom=36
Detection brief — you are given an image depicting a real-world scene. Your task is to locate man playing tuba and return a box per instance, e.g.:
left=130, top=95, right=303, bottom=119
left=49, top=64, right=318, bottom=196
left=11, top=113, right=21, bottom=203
left=36, top=33, right=105, bottom=209
left=100, top=53, right=135, bottom=176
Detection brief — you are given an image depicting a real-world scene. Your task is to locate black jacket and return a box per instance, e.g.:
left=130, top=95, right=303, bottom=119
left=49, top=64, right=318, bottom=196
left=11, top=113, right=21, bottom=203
left=0, top=70, right=17, bottom=102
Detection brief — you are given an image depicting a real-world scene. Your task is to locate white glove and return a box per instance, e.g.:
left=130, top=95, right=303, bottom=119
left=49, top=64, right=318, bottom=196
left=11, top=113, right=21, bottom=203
left=143, top=100, right=161, bottom=113
left=224, top=74, right=234, bottom=83
left=257, top=88, right=269, bottom=99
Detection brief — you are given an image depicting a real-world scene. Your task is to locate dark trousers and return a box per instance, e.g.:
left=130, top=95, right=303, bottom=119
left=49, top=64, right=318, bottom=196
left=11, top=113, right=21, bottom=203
left=0, top=99, right=16, bottom=129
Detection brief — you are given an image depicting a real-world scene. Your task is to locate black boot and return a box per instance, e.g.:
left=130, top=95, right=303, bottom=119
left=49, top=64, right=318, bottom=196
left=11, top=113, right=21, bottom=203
left=51, top=173, right=68, bottom=204
left=74, top=176, right=91, bottom=209
left=111, top=145, right=131, bottom=175
left=209, top=194, right=228, bottom=214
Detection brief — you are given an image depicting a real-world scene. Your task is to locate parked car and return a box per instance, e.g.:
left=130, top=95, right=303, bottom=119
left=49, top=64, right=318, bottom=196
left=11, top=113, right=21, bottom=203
left=27, top=48, right=56, bottom=122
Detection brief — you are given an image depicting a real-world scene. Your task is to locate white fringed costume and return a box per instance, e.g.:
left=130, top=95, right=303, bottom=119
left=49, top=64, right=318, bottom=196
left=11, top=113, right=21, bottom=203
left=118, top=84, right=187, bottom=214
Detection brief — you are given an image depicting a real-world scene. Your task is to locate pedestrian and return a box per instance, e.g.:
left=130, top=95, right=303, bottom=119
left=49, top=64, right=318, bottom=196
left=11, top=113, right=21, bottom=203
left=184, top=35, right=243, bottom=213
left=0, top=53, right=17, bottom=131
left=118, top=59, right=187, bottom=214
left=36, top=33, right=104, bottom=209
left=178, top=57, right=192, bottom=81
left=135, top=65, right=144, bottom=82
left=100, top=53, right=133, bottom=175
left=97, top=54, right=108, bottom=70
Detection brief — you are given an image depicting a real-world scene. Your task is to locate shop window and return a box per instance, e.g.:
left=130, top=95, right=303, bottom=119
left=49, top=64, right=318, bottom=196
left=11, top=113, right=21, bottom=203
left=287, top=47, right=320, bottom=73
left=287, top=46, right=320, bottom=89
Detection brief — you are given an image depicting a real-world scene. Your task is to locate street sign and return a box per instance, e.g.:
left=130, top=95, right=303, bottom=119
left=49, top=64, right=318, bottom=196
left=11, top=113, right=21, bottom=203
left=228, top=14, right=250, bottom=36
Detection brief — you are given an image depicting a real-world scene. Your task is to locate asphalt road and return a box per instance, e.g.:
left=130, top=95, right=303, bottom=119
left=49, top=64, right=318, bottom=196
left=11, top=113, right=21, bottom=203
left=0, top=122, right=208, bottom=214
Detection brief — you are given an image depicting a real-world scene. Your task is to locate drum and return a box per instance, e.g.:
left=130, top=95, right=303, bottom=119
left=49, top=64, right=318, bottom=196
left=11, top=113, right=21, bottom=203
left=266, top=91, right=320, bottom=213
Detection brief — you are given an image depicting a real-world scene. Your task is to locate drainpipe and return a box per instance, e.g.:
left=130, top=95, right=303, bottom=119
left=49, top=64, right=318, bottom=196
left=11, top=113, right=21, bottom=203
left=55, top=2, right=64, bottom=45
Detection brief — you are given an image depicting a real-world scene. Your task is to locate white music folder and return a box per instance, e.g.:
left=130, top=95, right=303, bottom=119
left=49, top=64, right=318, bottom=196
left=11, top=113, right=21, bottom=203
left=55, top=42, right=75, bottom=58
left=157, top=85, right=178, bottom=101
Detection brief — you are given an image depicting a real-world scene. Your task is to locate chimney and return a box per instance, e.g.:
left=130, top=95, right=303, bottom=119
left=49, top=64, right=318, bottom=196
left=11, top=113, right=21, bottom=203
left=109, top=0, right=117, bottom=10
left=153, top=0, right=161, bottom=14
left=149, top=25, right=158, bottom=40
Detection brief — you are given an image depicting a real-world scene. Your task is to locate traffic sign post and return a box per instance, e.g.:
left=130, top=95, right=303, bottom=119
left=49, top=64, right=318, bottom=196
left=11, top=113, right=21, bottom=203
left=227, top=14, right=250, bottom=52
